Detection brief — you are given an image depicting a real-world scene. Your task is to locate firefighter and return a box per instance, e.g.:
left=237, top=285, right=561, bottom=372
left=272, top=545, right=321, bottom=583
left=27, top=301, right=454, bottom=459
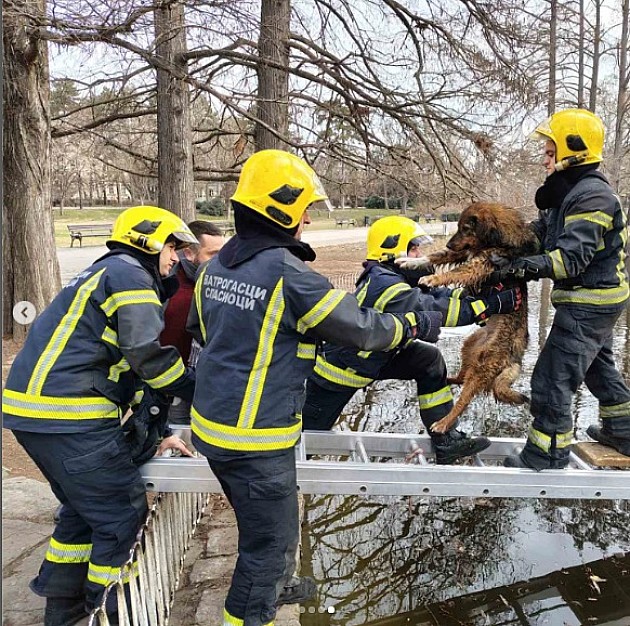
left=488, top=108, right=630, bottom=470
left=187, top=150, right=457, bottom=626
left=2, top=206, right=198, bottom=625
left=302, top=215, right=523, bottom=463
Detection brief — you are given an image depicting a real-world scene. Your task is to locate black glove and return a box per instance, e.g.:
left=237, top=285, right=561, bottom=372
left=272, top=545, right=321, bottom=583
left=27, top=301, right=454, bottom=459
left=123, top=387, right=171, bottom=465
left=472, top=287, right=522, bottom=325
left=404, top=310, right=443, bottom=343
left=486, top=255, right=550, bottom=285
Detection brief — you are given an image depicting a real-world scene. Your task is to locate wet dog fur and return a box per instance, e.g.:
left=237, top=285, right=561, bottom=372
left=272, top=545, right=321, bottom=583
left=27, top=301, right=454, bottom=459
left=418, top=202, right=539, bottom=434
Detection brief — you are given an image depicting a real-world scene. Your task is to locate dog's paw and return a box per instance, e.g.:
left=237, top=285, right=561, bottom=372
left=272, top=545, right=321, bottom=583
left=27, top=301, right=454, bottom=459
left=418, top=275, right=443, bottom=288
left=429, top=418, right=450, bottom=434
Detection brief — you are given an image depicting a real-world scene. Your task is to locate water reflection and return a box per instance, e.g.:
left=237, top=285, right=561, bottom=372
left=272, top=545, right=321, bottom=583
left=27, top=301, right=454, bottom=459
left=301, top=281, right=630, bottom=625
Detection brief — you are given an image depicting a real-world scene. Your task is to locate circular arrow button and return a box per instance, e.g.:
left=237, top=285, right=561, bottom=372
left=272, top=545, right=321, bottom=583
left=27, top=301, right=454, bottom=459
left=12, top=301, right=37, bottom=325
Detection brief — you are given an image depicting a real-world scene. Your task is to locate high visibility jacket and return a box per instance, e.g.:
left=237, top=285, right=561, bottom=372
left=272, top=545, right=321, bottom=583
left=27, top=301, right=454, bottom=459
left=188, top=248, right=411, bottom=459
left=530, top=171, right=629, bottom=308
left=312, top=262, right=485, bottom=386
left=3, top=254, right=195, bottom=434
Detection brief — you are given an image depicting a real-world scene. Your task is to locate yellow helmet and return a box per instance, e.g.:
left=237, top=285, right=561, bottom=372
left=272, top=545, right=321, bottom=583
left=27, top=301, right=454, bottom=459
left=108, top=206, right=198, bottom=254
left=366, top=216, right=433, bottom=261
left=530, top=108, right=605, bottom=170
left=231, top=149, right=329, bottom=229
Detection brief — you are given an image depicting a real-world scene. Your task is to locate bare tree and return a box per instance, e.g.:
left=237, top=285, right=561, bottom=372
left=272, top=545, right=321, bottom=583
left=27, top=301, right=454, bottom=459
left=154, top=0, right=194, bottom=221
left=3, top=0, right=61, bottom=340
left=255, top=0, right=291, bottom=150
left=611, top=0, right=629, bottom=190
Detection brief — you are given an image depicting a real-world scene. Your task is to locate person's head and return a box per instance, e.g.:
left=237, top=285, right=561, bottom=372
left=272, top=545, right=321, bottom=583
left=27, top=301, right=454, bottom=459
left=183, top=220, right=225, bottom=266
left=230, top=149, right=329, bottom=240
left=108, top=205, right=198, bottom=277
left=366, top=216, right=433, bottom=261
left=530, top=108, right=605, bottom=175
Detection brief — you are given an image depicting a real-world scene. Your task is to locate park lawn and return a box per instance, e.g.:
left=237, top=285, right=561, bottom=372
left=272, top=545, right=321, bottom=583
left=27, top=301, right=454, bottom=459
left=52, top=205, right=416, bottom=247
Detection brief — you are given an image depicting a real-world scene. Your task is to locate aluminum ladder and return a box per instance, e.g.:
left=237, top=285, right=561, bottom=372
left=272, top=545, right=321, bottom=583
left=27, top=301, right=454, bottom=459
left=140, top=430, right=629, bottom=501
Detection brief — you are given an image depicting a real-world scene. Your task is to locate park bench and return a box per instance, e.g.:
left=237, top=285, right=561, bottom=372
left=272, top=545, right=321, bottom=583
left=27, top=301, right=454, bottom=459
left=67, top=223, right=113, bottom=247
left=213, top=221, right=235, bottom=236
left=335, top=218, right=356, bottom=228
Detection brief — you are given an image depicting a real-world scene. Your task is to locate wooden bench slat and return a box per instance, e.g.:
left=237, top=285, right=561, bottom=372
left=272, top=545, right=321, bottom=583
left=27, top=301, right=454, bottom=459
left=66, top=223, right=113, bottom=248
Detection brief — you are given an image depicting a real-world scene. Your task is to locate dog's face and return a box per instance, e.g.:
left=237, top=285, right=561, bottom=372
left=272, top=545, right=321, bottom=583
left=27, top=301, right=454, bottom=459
left=446, top=202, right=522, bottom=253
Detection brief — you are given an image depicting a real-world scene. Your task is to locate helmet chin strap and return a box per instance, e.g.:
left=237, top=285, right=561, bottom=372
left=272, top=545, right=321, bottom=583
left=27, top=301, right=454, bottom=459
left=554, top=152, right=588, bottom=171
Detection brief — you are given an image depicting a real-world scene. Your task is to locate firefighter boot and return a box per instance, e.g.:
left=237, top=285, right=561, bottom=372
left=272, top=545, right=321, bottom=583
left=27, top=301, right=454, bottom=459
left=44, top=597, right=88, bottom=626
left=587, top=425, right=630, bottom=456
left=276, top=576, right=317, bottom=606
left=432, top=430, right=491, bottom=465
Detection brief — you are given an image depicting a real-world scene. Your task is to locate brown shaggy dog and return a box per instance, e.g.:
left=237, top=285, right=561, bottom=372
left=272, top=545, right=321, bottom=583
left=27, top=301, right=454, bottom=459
left=418, top=202, right=539, bottom=434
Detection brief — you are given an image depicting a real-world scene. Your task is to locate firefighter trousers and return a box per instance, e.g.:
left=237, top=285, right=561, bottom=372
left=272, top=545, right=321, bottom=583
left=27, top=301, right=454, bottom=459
left=522, top=304, right=630, bottom=469
left=208, top=449, right=299, bottom=626
left=12, top=427, right=148, bottom=613
left=303, top=341, right=454, bottom=432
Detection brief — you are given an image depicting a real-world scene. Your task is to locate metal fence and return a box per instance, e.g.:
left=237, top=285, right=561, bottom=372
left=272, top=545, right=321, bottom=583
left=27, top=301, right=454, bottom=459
left=88, top=491, right=210, bottom=626
left=328, top=271, right=360, bottom=292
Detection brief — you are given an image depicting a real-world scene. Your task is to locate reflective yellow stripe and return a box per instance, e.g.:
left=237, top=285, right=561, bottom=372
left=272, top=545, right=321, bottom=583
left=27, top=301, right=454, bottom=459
left=314, top=355, right=373, bottom=388
left=528, top=427, right=551, bottom=452
left=386, top=316, right=404, bottom=351
left=27, top=270, right=105, bottom=395
left=296, top=289, right=346, bottom=334
left=100, top=289, right=161, bottom=317
left=357, top=350, right=372, bottom=358
left=223, top=609, right=273, bottom=626
left=191, top=407, right=301, bottom=452
left=88, top=561, right=139, bottom=587
left=527, top=427, right=573, bottom=452
left=470, top=300, right=487, bottom=316
left=297, top=342, right=316, bottom=360
left=556, top=431, right=573, bottom=448
left=445, top=295, right=462, bottom=327
left=565, top=210, right=613, bottom=230
left=238, top=279, right=285, bottom=429
left=108, top=358, right=130, bottom=383
left=145, top=358, right=185, bottom=389
left=101, top=326, right=118, bottom=346
left=194, top=265, right=208, bottom=342
left=418, top=386, right=453, bottom=410
left=2, top=389, right=119, bottom=420
left=548, top=249, right=568, bottom=280
left=373, top=283, right=411, bottom=312
left=45, top=538, right=92, bottom=563
left=355, top=279, right=370, bottom=305
left=600, top=401, right=630, bottom=419
left=551, top=283, right=629, bottom=306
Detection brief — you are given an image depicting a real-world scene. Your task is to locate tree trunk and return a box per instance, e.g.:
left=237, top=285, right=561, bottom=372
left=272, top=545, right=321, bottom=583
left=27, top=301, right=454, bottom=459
left=611, top=0, right=629, bottom=190
left=577, top=0, right=585, bottom=108
left=589, top=0, right=602, bottom=111
left=548, top=0, right=557, bottom=114
left=255, top=0, right=290, bottom=150
left=154, top=0, right=194, bottom=222
left=3, top=0, right=61, bottom=341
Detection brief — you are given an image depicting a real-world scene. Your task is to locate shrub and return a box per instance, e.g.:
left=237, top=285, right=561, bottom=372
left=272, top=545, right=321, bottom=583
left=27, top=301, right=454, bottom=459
left=196, top=197, right=226, bottom=216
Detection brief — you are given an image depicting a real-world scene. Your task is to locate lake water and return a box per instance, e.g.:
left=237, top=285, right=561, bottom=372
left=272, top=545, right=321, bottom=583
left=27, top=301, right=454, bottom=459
left=300, top=281, right=630, bottom=626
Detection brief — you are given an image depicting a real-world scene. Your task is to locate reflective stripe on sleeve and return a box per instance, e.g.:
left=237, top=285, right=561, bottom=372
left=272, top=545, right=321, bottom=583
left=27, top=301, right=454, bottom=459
left=100, top=290, right=161, bottom=317
left=297, top=342, right=316, bottom=360
left=2, top=389, right=119, bottom=420
left=565, top=210, right=613, bottom=230
left=296, top=289, right=346, bottom=334
left=548, top=249, right=568, bottom=280
left=373, top=283, right=411, bottom=312
left=145, top=358, right=186, bottom=389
